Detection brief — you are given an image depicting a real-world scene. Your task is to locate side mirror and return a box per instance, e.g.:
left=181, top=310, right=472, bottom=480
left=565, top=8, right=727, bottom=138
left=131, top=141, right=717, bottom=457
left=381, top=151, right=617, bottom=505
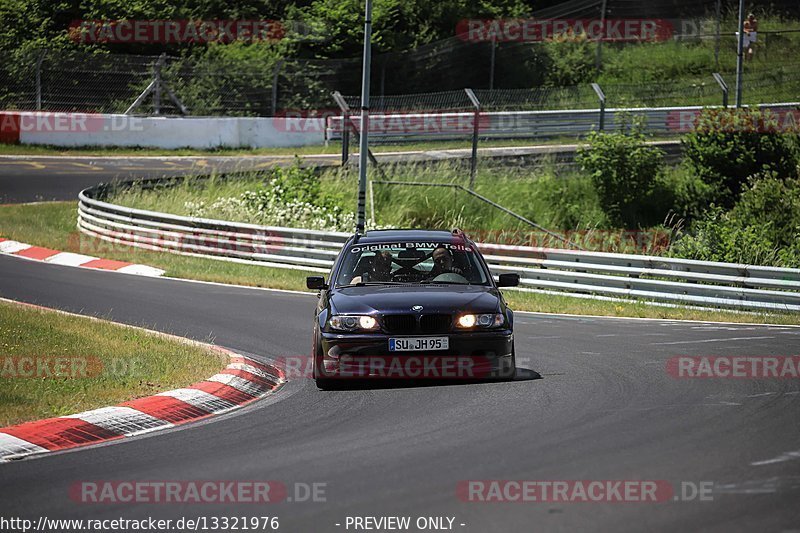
left=497, top=273, right=520, bottom=288
left=306, top=276, right=328, bottom=290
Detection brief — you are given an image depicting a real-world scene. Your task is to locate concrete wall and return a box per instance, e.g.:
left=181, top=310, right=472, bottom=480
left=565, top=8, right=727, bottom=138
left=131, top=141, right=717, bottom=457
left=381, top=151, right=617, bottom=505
left=0, top=112, right=326, bottom=148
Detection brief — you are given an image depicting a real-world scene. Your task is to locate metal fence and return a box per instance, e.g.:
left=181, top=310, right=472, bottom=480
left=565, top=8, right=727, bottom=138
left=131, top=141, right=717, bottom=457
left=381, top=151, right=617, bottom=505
left=3, top=43, right=799, bottom=116
left=78, top=183, right=800, bottom=313
left=326, top=101, right=800, bottom=144
left=342, top=73, right=800, bottom=113
left=0, top=49, right=336, bottom=116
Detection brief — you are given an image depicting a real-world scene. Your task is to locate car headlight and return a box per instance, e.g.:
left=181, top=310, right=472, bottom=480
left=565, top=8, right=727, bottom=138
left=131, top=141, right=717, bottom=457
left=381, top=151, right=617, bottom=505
left=456, top=313, right=504, bottom=328
left=329, top=315, right=379, bottom=332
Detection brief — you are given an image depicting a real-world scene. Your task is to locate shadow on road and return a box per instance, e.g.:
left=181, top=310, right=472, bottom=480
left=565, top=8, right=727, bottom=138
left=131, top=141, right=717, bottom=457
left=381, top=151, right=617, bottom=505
left=314, top=367, right=541, bottom=391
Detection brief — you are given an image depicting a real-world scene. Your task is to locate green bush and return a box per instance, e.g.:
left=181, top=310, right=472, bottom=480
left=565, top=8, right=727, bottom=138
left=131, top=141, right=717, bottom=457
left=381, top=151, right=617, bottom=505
left=576, top=121, right=669, bottom=228
left=531, top=173, right=608, bottom=229
left=542, top=32, right=596, bottom=87
left=669, top=175, right=800, bottom=267
left=182, top=165, right=356, bottom=232
left=682, top=108, right=799, bottom=208
left=270, top=160, right=323, bottom=205
left=731, top=174, right=800, bottom=259
left=661, top=164, right=717, bottom=221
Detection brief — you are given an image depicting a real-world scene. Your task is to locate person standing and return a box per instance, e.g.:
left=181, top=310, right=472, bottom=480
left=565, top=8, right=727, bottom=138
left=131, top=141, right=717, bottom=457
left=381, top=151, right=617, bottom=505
left=743, top=13, right=759, bottom=61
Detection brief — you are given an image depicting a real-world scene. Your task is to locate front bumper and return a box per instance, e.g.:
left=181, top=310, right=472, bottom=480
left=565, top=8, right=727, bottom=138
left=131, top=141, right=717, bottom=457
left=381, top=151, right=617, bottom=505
left=318, top=329, right=514, bottom=379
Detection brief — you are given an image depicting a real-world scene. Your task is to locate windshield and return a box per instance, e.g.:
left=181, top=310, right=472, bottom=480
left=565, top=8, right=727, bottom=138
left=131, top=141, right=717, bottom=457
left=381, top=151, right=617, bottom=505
left=335, top=241, right=490, bottom=287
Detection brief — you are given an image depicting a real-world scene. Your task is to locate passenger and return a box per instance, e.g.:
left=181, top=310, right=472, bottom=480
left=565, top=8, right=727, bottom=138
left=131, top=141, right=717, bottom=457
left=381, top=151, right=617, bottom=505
left=350, top=251, right=393, bottom=284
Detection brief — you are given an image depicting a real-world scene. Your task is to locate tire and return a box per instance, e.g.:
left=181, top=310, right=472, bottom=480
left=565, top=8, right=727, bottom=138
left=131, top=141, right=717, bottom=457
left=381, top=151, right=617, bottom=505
left=499, top=344, right=517, bottom=381
left=312, top=332, right=338, bottom=390
left=315, top=378, right=339, bottom=390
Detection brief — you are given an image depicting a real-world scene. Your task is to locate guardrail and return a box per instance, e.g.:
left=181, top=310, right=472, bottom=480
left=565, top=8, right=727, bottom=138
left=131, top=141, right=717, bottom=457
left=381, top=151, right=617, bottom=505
left=325, top=102, right=800, bottom=143
left=78, top=183, right=800, bottom=313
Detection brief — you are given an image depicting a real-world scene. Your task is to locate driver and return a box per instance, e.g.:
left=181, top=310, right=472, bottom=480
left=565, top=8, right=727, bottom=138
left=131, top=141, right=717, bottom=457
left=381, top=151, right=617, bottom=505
left=427, top=245, right=464, bottom=279
left=350, top=251, right=393, bottom=284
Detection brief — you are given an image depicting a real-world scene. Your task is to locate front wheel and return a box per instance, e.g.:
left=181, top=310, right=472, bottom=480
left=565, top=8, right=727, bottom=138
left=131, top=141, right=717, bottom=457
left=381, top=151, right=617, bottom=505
left=499, top=344, right=517, bottom=381
left=315, top=378, right=339, bottom=390
left=313, top=332, right=338, bottom=390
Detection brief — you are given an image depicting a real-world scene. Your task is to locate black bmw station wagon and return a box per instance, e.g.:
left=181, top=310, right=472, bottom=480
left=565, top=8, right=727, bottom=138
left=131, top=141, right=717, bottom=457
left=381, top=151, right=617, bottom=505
left=306, top=229, right=520, bottom=388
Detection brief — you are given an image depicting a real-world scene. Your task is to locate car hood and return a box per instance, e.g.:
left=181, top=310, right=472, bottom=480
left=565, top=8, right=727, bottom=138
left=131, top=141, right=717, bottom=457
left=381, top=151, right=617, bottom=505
left=330, top=285, right=502, bottom=315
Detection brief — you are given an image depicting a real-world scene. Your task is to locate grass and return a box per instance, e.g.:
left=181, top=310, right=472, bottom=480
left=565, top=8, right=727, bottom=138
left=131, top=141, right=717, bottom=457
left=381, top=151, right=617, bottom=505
left=353, top=163, right=609, bottom=235
left=1, top=201, right=798, bottom=325
left=109, top=161, right=611, bottom=239
left=0, top=201, right=309, bottom=291
left=0, top=299, right=228, bottom=427
left=595, top=14, right=800, bottom=105
left=108, top=160, right=685, bottom=255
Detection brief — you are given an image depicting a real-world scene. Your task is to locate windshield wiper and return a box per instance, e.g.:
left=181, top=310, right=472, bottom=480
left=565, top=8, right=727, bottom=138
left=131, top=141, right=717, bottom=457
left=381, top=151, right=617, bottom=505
left=338, top=281, right=411, bottom=287
left=418, top=280, right=472, bottom=285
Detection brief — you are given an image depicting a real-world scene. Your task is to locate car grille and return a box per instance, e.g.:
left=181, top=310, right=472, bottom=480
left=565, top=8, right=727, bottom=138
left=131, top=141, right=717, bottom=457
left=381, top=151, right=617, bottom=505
left=383, top=314, right=417, bottom=334
left=382, top=314, right=452, bottom=334
left=420, top=314, right=452, bottom=333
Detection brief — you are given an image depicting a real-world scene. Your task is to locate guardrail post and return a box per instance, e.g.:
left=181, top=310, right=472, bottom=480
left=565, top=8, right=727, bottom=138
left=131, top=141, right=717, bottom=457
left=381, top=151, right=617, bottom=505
left=713, top=0, right=722, bottom=69
left=464, top=88, right=481, bottom=189
left=379, top=58, right=386, bottom=108
left=595, top=0, right=608, bottom=69
left=734, top=0, right=745, bottom=107
left=332, top=91, right=351, bottom=165
left=153, top=53, right=165, bottom=115
left=35, top=50, right=44, bottom=110
left=271, top=59, right=284, bottom=115
left=341, top=110, right=350, bottom=165
left=712, top=72, right=729, bottom=108
left=591, top=83, right=606, bottom=131
left=489, top=36, right=496, bottom=92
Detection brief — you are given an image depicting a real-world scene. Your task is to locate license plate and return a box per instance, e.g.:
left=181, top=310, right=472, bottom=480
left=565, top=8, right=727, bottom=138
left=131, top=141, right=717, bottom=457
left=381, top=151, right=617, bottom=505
left=389, top=337, right=449, bottom=351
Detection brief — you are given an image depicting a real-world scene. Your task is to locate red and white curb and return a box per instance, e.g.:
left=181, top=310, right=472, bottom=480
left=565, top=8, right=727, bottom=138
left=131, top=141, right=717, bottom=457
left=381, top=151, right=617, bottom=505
left=0, top=237, right=165, bottom=277
left=0, top=320, right=285, bottom=463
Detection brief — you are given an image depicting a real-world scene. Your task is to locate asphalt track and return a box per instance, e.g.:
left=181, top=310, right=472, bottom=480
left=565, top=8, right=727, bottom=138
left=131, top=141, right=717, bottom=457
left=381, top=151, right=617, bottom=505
left=1, top=254, right=799, bottom=532
left=0, top=141, right=681, bottom=203
left=0, top=155, right=310, bottom=203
